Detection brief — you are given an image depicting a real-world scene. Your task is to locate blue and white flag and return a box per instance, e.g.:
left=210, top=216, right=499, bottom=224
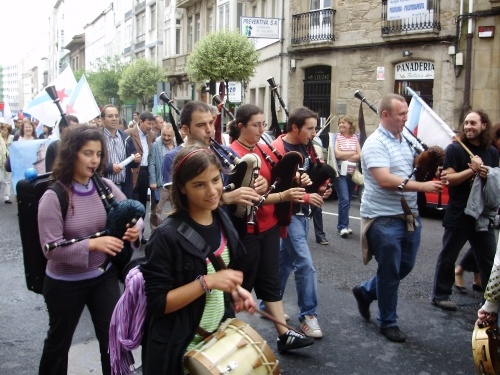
left=9, top=139, right=56, bottom=195
left=23, top=66, right=78, bottom=128
left=65, top=74, right=100, bottom=124
left=405, top=87, right=455, bottom=150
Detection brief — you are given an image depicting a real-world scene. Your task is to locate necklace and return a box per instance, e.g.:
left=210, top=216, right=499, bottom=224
left=74, top=179, right=91, bottom=189
left=237, top=139, right=255, bottom=151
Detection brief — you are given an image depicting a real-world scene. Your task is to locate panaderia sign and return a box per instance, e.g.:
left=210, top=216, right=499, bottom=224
left=395, top=61, right=434, bottom=80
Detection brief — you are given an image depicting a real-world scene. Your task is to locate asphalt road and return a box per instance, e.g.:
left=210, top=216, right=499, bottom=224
left=0, top=196, right=482, bottom=374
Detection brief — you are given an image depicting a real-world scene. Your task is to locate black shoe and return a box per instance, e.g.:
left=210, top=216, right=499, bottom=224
left=352, top=285, right=371, bottom=321
left=277, top=330, right=315, bottom=352
left=431, top=298, right=457, bottom=311
left=473, top=284, right=484, bottom=292
left=141, top=238, right=149, bottom=245
left=380, top=326, right=406, bottom=342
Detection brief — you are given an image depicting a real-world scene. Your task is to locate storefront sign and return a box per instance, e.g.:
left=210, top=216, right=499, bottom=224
left=395, top=60, right=434, bottom=80
left=227, top=82, right=242, bottom=103
left=387, top=0, right=427, bottom=21
left=241, top=17, right=280, bottom=39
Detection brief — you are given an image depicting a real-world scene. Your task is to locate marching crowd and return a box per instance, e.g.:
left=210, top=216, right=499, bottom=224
left=1, top=94, right=500, bottom=374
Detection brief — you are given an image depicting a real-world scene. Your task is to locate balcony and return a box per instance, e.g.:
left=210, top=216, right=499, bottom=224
left=176, top=0, right=198, bottom=9
left=135, top=1, right=145, bottom=14
left=162, top=54, right=188, bottom=77
left=381, top=0, right=441, bottom=36
left=291, top=8, right=336, bottom=46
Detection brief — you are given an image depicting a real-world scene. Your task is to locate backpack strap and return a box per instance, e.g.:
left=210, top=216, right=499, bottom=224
left=48, top=182, right=69, bottom=220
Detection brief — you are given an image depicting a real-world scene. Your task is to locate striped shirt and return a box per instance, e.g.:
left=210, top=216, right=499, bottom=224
left=38, top=179, right=126, bottom=280
left=336, top=133, right=359, bottom=174
left=185, top=234, right=230, bottom=354
left=103, top=128, right=127, bottom=184
left=360, top=125, right=418, bottom=218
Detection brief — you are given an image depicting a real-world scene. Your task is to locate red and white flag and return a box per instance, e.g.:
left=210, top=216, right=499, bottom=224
left=1, top=100, right=14, bottom=126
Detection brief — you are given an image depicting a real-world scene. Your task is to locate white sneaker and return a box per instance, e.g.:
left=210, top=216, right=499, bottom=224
left=300, top=315, right=323, bottom=338
left=346, top=228, right=353, bottom=235
left=340, top=228, right=349, bottom=238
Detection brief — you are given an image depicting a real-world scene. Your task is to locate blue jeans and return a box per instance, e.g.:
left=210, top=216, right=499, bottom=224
left=280, top=215, right=318, bottom=321
left=333, top=175, right=355, bottom=231
left=359, top=216, right=421, bottom=329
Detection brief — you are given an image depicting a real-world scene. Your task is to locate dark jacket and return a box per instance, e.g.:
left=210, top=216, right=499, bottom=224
left=102, top=128, right=138, bottom=199
left=140, top=208, right=245, bottom=375
left=125, top=126, right=156, bottom=187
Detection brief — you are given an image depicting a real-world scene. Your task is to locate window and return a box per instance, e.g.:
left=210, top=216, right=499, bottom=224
left=125, top=21, right=132, bottom=47
left=262, top=0, right=266, bottom=17
left=175, top=19, right=181, bottom=54
left=195, top=13, right=201, bottom=43
left=136, top=13, right=145, bottom=42
left=187, top=15, right=193, bottom=52
left=218, top=2, right=230, bottom=30
left=165, top=26, right=171, bottom=57
left=271, top=0, right=277, bottom=18
left=236, top=2, right=242, bottom=28
left=150, top=4, right=156, bottom=30
left=150, top=47, right=156, bottom=61
left=207, top=7, right=214, bottom=33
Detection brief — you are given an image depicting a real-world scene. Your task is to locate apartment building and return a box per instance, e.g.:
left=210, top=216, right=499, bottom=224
left=287, top=0, right=500, bottom=136
left=2, top=64, right=21, bottom=113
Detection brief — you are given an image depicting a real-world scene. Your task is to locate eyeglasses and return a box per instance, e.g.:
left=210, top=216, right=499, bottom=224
left=249, top=122, right=266, bottom=129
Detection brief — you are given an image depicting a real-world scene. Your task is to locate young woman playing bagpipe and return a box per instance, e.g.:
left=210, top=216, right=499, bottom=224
left=228, top=104, right=315, bottom=352
left=37, top=126, right=143, bottom=375
left=140, top=145, right=257, bottom=375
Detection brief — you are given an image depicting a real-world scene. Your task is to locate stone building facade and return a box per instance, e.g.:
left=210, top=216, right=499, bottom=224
left=287, top=0, right=500, bottom=138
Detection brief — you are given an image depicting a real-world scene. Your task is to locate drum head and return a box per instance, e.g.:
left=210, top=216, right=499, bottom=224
left=472, top=324, right=500, bottom=375
left=184, top=318, right=280, bottom=375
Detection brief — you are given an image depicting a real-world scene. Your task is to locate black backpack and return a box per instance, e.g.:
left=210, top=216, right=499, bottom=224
left=17, top=173, right=68, bottom=294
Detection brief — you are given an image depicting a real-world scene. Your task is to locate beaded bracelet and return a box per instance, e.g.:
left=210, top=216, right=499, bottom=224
left=203, top=275, right=212, bottom=293
left=196, top=275, right=212, bottom=294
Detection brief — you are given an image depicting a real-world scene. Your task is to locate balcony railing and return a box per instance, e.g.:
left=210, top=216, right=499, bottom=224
left=381, top=0, right=441, bottom=35
left=291, top=8, right=336, bottom=45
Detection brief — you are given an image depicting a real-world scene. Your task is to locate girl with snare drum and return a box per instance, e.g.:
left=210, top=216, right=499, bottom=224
left=140, top=145, right=256, bottom=375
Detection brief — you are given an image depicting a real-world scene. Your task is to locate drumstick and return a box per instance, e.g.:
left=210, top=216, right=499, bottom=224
left=254, top=307, right=302, bottom=334
left=214, top=255, right=302, bottom=334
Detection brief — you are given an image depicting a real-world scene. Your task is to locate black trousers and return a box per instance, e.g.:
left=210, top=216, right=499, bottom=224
left=432, top=224, right=496, bottom=300
left=235, top=224, right=281, bottom=302
left=39, top=267, right=120, bottom=375
left=133, top=167, right=149, bottom=216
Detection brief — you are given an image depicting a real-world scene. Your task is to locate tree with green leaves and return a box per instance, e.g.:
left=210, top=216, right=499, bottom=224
left=118, top=59, right=165, bottom=110
left=186, top=30, right=260, bottom=84
left=86, top=55, right=128, bottom=108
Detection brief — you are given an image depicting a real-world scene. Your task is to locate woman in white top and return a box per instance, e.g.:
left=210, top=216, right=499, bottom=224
left=333, top=115, right=361, bottom=238
left=0, top=123, right=14, bottom=203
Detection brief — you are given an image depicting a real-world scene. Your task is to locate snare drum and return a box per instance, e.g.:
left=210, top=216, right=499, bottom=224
left=472, top=323, right=500, bottom=375
left=184, top=318, right=280, bottom=375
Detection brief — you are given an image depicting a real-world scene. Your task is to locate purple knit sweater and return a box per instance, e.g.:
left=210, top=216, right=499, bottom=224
left=38, top=178, right=128, bottom=280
